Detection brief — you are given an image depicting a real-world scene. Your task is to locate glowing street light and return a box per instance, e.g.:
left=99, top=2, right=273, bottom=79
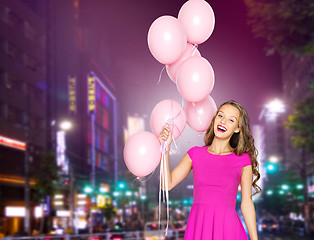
left=297, top=184, right=303, bottom=190
left=266, top=190, right=273, bottom=195
left=269, top=156, right=279, bottom=163
left=281, top=184, right=289, bottom=190
left=84, top=186, right=93, bottom=194
left=265, top=162, right=278, bottom=173
left=60, top=121, right=72, bottom=130
left=265, top=99, right=285, bottom=114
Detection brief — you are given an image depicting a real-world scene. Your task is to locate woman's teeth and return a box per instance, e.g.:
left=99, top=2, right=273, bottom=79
left=217, top=125, right=227, bottom=132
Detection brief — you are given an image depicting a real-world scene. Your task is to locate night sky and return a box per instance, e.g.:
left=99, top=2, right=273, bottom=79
left=87, top=0, right=282, bottom=127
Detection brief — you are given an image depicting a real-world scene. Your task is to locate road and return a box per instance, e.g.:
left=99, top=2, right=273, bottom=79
left=258, top=232, right=312, bottom=240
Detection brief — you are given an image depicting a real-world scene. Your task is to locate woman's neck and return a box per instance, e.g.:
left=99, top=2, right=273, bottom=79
left=208, top=137, right=234, bottom=154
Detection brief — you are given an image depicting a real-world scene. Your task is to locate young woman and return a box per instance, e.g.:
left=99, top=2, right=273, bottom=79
left=159, top=100, right=261, bottom=240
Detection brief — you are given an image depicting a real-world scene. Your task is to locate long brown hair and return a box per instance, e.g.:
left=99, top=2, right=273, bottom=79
left=204, top=100, right=261, bottom=198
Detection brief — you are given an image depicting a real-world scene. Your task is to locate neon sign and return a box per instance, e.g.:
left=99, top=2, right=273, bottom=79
left=0, top=135, right=26, bottom=151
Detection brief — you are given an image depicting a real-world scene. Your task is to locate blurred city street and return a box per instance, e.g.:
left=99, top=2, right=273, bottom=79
left=0, top=0, right=314, bottom=239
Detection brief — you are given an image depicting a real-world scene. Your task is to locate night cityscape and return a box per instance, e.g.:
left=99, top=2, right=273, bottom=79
left=0, top=0, right=313, bottom=239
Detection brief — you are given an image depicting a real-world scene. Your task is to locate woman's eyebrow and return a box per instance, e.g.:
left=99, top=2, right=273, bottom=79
left=219, top=111, right=238, bottom=119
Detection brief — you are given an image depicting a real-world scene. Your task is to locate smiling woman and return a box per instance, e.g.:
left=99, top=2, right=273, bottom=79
left=158, top=100, right=261, bottom=240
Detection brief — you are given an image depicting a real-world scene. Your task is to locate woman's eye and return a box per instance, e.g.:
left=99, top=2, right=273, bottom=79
left=230, top=119, right=234, bottom=122
left=218, top=114, right=223, bottom=117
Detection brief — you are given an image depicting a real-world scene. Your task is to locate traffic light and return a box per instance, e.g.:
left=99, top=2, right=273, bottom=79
left=265, top=162, right=278, bottom=173
left=84, top=186, right=93, bottom=194
left=117, top=181, right=126, bottom=190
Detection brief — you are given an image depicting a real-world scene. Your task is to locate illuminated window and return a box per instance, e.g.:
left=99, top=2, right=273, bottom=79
left=105, top=94, right=110, bottom=107
left=103, top=109, right=109, bottom=129
left=101, top=132, right=105, bottom=151
left=96, top=129, right=100, bottom=150
left=96, top=152, right=100, bottom=168
left=87, top=146, right=91, bottom=165
left=87, top=130, right=91, bottom=144
left=104, top=133, right=110, bottom=153
left=96, top=84, right=101, bottom=100
left=101, top=91, right=106, bottom=105
left=103, top=155, right=109, bottom=171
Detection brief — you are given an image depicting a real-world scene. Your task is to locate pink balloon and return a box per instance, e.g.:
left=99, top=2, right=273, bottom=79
left=166, top=43, right=201, bottom=83
left=150, top=99, right=186, bottom=140
left=178, top=0, right=215, bottom=44
left=176, top=56, right=215, bottom=102
left=148, top=15, right=187, bottom=65
left=184, top=95, right=217, bottom=132
left=123, top=131, right=161, bottom=177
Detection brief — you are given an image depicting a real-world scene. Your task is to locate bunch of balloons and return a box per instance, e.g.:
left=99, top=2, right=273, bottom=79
left=124, top=0, right=217, bottom=179
left=148, top=0, right=217, bottom=133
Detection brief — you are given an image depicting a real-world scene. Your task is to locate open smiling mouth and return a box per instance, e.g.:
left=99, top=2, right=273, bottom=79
left=217, top=125, right=227, bottom=133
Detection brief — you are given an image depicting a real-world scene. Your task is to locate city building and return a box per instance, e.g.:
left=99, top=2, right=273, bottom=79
left=0, top=0, right=49, bottom=235
left=0, top=0, right=121, bottom=234
left=50, top=0, right=119, bottom=232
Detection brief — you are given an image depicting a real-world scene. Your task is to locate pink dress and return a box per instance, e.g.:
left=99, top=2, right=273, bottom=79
left=183, top=146, right=252, bottom=240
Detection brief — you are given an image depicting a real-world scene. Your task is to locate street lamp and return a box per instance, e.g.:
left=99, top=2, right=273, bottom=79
left=60, top=120, right=72, bottom=131
left=266, top=190, right=273, bottom=196
left=265, top=99, right=285, bottom=115
left=269, top=156, right=279, bottom=163
left=56, top=120, right=74, bottom=232
left=84, top=186, right=93, bottom=194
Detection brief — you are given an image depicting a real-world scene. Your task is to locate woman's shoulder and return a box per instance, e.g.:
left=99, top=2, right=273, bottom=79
left=237, top=152, right=250, bottom=158
left=188, top=145, right=205, bottom=153
left=187, top=145, right=204, bottom=157
left=237, top=152, right=252, bottom=167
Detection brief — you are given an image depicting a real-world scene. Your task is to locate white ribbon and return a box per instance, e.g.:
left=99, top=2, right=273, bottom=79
left=159, top=138, right=170, bottom=236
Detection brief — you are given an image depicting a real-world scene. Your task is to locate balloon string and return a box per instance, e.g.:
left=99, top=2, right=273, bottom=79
left=159, top=99, right=186, bottom=237
left=163, top=141, right=169, bottom=235
left=159, top=139, right=169, bottom=235
left=192, top=102, right=203, bottom=131
left=157, top=66, right=166, bottom=85
left=134, top=168, right=157, bottom=185
left=191, top=44, right=198, bottom=56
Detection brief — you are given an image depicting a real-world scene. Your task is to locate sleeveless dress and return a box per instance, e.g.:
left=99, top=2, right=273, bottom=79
left=183, top=146, right=252, bottom=240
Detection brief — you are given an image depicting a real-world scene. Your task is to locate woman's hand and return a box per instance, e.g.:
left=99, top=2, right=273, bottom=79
left=158, top=124, right=173, bottom=147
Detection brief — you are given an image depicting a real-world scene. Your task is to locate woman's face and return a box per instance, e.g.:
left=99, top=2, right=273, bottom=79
left=213, top=104, right=240, bottom=140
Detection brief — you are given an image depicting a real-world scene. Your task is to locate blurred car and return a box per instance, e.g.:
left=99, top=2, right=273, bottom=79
left=279, top=217, right=293, bottom=233
left=108, top=222, right=125, bottom=240
left=259, top=218, right=279, bottom=233
left=291, top=219, right=305, bottom=237
left=173, top=221, right=186, bottom=238
left=144, top=221, right=174, bottom=240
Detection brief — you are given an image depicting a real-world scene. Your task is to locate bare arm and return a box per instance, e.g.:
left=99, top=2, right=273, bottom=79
left=241, top=165, right=258, bottom=240
left=160, top=151, right=192, bottom=191
left=158, top=124, right=192, bottom=191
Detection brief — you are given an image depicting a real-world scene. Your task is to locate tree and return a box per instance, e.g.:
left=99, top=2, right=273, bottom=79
left=32, top=152, right=60, bottom=233
left=284, top=86, right=314, bottom=153
left=244, top=0, right=314, bottom=56
left=284, top=83, right=314, bottom=235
